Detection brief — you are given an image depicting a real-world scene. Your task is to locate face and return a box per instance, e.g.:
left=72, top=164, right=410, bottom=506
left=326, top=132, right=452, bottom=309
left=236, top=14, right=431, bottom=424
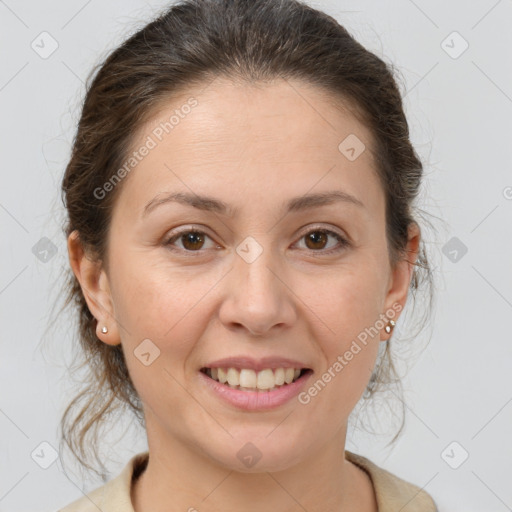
left=71, top=77, right=417, bottom=473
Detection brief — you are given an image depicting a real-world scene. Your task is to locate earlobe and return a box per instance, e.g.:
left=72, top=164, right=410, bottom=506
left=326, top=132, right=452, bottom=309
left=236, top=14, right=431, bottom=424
left=67, top=230, right=121, bottom=346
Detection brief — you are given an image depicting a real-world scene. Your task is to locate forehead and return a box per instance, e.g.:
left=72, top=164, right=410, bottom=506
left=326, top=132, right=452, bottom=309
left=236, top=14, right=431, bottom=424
left=139, top=77, right=371, bottom=154
left=114, top=77, right=383, bottom=220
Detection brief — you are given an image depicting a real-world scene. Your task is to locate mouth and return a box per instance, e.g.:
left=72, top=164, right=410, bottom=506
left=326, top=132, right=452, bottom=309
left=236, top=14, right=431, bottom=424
left=200, top=367, right=313, bottom=392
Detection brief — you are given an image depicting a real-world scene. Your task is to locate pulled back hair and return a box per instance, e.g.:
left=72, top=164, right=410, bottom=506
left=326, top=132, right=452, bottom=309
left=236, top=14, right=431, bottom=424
left=59, top=0, right=435, bottom=478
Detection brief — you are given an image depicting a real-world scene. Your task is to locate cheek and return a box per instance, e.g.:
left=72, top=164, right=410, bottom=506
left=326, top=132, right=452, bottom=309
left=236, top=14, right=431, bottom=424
left=110, top=261, right=210, bottom=410
left=304, top=267, right=383, bottom=388
left=307, top=264, right=385, bottom=338
left=110, top=253, right=219, bottom=353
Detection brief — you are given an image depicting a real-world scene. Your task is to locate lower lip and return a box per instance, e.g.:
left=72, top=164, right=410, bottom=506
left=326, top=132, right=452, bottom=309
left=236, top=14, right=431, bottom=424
left=198, top=370, right=312, bottom=411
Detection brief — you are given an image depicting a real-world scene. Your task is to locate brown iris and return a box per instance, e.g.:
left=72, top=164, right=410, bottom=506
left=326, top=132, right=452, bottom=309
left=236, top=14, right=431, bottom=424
left=180, top=231, right=206, bottom=250
left=304, top=231, right=329, bottom=250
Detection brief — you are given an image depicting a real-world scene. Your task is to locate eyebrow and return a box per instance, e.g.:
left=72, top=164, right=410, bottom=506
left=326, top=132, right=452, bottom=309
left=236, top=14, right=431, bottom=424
left=142, top=190, right=364, bottom=218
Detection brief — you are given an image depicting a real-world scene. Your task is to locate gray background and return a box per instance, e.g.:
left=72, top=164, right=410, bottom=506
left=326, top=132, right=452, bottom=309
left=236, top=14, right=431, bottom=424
left=1, top=0, right=511, bottom=510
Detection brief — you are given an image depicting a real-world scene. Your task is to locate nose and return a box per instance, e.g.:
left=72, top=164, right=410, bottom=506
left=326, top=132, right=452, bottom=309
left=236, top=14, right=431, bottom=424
left=218, top=243, right=297, bottom=336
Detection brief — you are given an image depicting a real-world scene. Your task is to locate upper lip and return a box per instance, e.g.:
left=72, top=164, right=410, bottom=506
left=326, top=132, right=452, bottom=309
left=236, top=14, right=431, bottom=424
left=202, top=356, right=312, bottom=372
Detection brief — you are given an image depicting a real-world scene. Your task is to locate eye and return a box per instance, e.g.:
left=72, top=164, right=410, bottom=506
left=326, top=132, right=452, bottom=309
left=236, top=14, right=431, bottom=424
left=164, top=229, right=218, bottom=253
left=294, top=228, right=350, bottom=254
left=163, top=226, right=350, bottom=256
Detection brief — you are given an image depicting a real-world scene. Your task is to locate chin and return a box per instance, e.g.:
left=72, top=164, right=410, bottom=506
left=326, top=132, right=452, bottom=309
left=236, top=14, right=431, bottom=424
left=202, top=433, right=310, bottom=473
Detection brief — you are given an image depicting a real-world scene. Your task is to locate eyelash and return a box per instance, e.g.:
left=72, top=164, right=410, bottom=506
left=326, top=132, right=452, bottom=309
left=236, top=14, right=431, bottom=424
left=163, top=226, right=350, bottom=256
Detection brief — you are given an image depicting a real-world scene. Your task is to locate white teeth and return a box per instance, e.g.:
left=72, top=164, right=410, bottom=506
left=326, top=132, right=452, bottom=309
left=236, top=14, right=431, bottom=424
left=217, top=367, right=228, bottom=384
left=257, top=369, right=275, bottom=389
left=239, top=369, right=257, bottom=388
left=205, top=367, right=305, bottom=391
left=227, top=368, right=240, bottom=386
left=284, top=368, right=295, bottom=384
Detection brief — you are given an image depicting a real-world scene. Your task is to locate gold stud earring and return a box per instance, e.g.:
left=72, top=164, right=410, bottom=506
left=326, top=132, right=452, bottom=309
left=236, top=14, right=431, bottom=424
left=384, top=319, right=395, bottom=334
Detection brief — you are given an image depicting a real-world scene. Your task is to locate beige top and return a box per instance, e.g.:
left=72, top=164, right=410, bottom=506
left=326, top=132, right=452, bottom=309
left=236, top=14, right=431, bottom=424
left=58, top=450, right=438, bottom=511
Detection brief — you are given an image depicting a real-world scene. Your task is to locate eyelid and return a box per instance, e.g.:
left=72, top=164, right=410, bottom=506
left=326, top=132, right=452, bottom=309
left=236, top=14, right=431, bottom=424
left=296, top=223, right=347, bottom=240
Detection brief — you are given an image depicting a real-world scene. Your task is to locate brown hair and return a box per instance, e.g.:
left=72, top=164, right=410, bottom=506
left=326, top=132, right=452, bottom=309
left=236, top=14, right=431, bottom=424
left=58, top=0, right=435, bottom=478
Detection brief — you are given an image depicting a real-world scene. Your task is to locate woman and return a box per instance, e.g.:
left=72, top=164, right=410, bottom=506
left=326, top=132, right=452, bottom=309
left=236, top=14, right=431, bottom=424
left=58, top=0, right=437, bottom=510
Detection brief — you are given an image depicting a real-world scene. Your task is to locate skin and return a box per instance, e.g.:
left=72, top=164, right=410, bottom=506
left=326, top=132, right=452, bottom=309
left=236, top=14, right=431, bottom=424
left=68, top=76, right=420, bottom=512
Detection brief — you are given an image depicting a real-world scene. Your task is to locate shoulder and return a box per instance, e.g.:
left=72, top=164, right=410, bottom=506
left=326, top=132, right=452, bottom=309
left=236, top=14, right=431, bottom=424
left=57, top=452, right=149, bottom=512
left=345, top=450, right=438, bottom=512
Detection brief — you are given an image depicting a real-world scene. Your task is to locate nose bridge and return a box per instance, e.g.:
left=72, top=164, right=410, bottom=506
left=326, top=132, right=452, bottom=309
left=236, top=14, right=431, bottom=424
left=235, top=234, right=281, bottom=303
left=219, top=234, right=295, bottom=335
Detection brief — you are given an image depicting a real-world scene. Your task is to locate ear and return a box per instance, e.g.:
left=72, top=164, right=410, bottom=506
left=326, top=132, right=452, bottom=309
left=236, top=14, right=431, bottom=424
left=67, top=230, right=121, bottom=346
left=381, top=222, right=421, bottom=340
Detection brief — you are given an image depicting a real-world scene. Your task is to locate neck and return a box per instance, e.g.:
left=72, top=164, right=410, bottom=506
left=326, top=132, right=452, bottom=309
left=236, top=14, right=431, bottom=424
left=131, top=423, right=376, bottom=512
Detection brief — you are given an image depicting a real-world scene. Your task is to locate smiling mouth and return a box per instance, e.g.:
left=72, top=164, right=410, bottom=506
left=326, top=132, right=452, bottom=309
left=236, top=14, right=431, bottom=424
left=200, top=367, right=313, bottom=392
